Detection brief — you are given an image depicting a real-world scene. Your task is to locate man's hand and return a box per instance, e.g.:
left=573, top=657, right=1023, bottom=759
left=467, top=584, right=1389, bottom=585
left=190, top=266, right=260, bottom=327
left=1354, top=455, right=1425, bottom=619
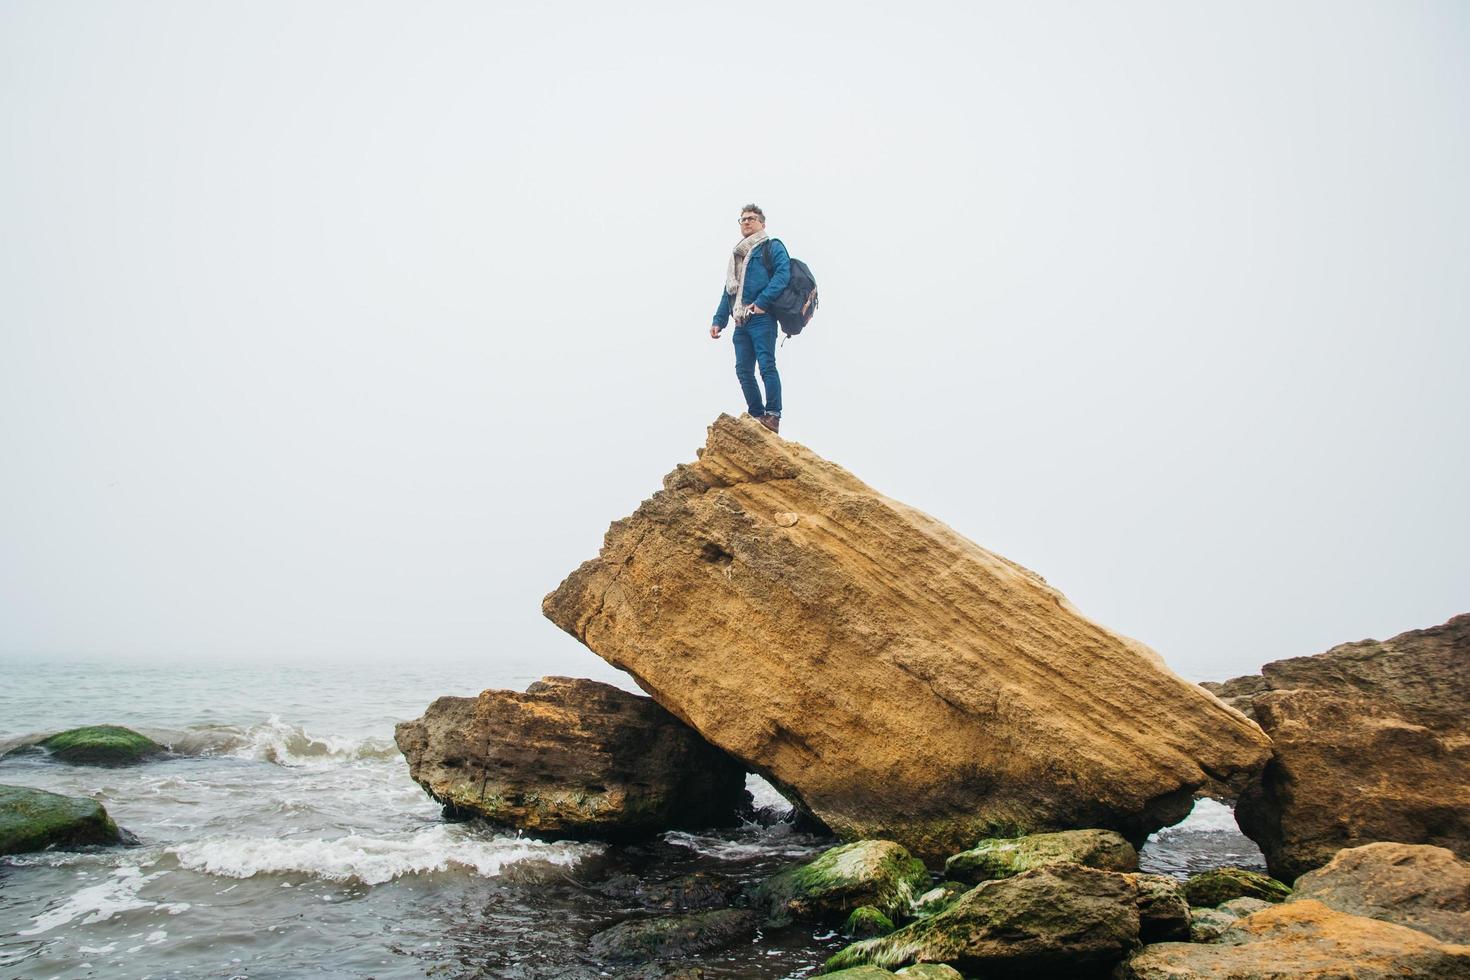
left=751, top=305, right=765, bottom=315
left=709, top=325, right=722, bottom=339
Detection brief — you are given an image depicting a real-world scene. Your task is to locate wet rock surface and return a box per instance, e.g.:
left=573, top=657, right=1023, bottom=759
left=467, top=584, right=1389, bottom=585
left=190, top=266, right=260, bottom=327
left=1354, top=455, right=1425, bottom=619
left=0, top=784, right=125, bottom=855
left=394, top=676, right=748, bottom=839
left=587, top=908, right=759, bottom=963
left=824, top=863, right=1141, bottom=976
left=944, top=828, right=1138, bottom=883
left=30, top=725, right=164, bottom=766
left=544, top=414, right=1271, bottom=860
left=1182, top=867, right=1291, bottom=907
left=752, top=839, right=930, bottom=926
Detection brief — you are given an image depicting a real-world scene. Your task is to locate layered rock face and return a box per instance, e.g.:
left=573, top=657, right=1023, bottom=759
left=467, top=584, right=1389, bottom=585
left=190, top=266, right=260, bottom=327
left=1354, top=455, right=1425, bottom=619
left=394, top=677, right=748, bottom=839
left=1224, top=615, right=1470, bottom=881
left=543, top=415, right=1271, bottom=860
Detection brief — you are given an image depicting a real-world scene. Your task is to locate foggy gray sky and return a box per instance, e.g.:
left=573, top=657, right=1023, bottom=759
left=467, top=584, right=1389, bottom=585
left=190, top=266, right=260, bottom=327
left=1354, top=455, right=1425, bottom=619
left=2, top=1, right=1466, bottom=681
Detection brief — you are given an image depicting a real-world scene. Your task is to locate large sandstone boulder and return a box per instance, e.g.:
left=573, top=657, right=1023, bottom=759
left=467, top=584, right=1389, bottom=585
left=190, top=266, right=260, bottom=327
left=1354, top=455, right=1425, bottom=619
left=1117, top=900, right=1470, bottom=979
left=1288, top=842, right=1470, bottom=944
left=1219, top=615, right=1470, bottom=882
left=543, top=415, right=1271, bottom=860
left=394, top=677, right=748, bottom=839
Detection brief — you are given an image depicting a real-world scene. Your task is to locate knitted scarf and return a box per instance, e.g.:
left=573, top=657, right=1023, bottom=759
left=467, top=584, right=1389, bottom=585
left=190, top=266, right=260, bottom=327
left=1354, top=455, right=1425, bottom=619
left=724, top=230, right=769, bottom=326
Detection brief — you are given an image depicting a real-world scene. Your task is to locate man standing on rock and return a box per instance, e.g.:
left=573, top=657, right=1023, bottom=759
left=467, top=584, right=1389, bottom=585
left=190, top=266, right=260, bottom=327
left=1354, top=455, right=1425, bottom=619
left=710, top=204, right=789, bottom=434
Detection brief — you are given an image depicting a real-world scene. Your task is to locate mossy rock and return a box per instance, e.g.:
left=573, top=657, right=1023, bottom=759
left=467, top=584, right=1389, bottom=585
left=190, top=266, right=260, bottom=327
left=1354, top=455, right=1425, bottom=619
left=0, top=784, right=123, bottom=855
left=823, top=968, right=901, bottom=980
left=587, top=908, right=757, bottom=963
left=913, top=881, right=970, bottom=918
left=39, top=726, right=164, bottom=766
left=943, top=828, right=1138, bottom=884
left=823, top=863, right=1139, bottom=975
left=845, top=905, right=896, bottom=938
left=895, top=966, right=965, bottom=979
left=753, top=840, right=930, bottom=926
left=1182, top=867, right=1291, bottom=908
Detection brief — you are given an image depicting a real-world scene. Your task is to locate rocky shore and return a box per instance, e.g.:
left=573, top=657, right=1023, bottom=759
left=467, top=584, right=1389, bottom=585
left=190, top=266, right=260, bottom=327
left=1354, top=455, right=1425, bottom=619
left=389, top=415, right=1470, bottom=976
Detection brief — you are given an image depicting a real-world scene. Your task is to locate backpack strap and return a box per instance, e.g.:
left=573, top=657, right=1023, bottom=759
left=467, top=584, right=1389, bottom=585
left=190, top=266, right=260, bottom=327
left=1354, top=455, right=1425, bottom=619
left=760, top=239, right=782, bottom=276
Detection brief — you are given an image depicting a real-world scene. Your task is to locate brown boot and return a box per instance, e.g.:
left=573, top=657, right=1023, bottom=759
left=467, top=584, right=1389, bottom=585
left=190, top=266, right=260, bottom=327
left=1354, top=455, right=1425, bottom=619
left=759, top=414, right=780, bottom=434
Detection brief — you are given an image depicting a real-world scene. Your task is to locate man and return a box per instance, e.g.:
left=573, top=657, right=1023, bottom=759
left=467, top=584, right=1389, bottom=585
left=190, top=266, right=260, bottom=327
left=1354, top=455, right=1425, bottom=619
left=710, top=204, right=789, bottom=434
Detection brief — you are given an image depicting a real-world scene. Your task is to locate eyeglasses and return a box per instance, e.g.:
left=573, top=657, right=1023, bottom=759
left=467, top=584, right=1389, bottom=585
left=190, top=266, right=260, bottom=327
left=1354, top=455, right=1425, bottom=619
left=738, top=216, right=761, bottom=223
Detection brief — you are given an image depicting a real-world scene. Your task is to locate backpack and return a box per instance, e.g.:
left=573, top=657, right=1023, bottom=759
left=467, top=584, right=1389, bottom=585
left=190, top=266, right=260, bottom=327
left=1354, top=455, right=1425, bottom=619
left=760, top=240, right=819, bottom=338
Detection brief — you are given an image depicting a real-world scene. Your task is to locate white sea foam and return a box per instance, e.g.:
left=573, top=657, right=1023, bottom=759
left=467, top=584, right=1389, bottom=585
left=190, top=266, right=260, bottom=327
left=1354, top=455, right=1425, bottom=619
left=153, top=716, right=398, bottom=766
left=663, top=829, right=820, bottom=861
left=169, top=825, right=601, bottom=885
left=1155, top=797, right=1242, bottom=835
left=20, top=866, right=173, bottom=936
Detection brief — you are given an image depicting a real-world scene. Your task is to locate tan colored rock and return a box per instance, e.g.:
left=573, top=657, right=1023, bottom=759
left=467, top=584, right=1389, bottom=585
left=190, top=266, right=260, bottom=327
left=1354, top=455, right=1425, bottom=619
left=394, top=677, right=747, bottom=839
left=543, top=415, right=1272, bottom=861
left=1211, top=615, right=1470, bottom=881
left=1234, top=688, right=1470, bottom=882
left=1289, top=842, right=1470, bottom=944
left=1117, top=900, right=1470, bottom=979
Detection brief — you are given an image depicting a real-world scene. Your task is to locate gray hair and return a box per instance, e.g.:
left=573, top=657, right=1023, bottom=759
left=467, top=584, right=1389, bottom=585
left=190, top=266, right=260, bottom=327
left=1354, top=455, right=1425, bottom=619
left=739, top=204, right=765, bottom=221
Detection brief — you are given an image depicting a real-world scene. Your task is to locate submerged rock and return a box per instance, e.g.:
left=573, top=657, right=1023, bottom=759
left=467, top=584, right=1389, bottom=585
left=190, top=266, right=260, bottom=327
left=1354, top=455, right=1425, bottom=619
left=1288, top=842, right=1470, bottom=943
left=823, top=863, right=1141, bottom=976
left=943, top=828, right=1138, bottom=883
left=543, top=414, right=1271, bottom=860
left=1118, top=900, right=1470, bottom=979
left=394, top=677, right=748, bottom=839
left=598, top=871, right=742, bottom=912
left=586, top=908, right=758, bottom=963
left=0, top=784, right=124, bottom=855
left=1182, top=867, right=1291, bottom=908
left=753, top=839, right=929, bottom=926
left=1223, top=615, right=1470, bottom=881
left=36, top=725, right=163, bottom=766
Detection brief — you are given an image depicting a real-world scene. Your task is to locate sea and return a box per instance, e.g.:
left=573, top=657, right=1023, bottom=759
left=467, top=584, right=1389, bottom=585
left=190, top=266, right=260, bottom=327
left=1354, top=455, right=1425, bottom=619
left=0, top=655, right=1268, bottom=979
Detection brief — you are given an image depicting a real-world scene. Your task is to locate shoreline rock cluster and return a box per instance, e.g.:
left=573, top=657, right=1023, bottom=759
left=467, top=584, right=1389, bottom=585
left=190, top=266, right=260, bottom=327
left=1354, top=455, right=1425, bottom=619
left=388, top=414, right=1467, bottom=976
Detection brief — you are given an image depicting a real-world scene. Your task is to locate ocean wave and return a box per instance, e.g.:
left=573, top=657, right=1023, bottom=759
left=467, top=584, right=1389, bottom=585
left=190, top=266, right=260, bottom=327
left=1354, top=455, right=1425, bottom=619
left=19, top=866, right=190, bottom=936
left=663, top=828, right=823, bottom=861
left=1154, top=797, right=1242, bottom=835
left=169, top=825, right=602, bottom=885
left=164, top=716, right=399, bottom=767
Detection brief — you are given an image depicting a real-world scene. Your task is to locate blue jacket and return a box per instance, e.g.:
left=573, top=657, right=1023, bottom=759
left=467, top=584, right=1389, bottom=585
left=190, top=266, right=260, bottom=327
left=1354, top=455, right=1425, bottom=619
left=713, top=239, right=790, bottom=328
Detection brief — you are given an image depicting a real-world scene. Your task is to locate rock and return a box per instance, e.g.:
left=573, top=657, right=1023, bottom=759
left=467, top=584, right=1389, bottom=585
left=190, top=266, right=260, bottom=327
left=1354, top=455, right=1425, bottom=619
left=393, top=677, right=748, bottom=839
left=1182, top=867, right=1291, bottom=907
left=1216, top=615, right=1470, bottom=881
left=1234, top=687, right=1470, bottom=882
left=36, top=726, right=163, bottom=766
left=1189, top=906, right=1242, bottom=942
left=586, top=908, right=758, bottom=963
left=894, top=967, right=965, bottom=980
left=913, top=881, right=969, bottom=918
left=1117, top=900, right=1470, bottom=979
left=823, top=969, right=901, bottom=980
left=1288, top=842, right=1470, bottom=943
left=844, top=905, right=896, bottom=938
left=1218, top=896, right=1273, bottom=917
left=1128, top=872, right=1192, bottom=942
left=0, top=785, right=124, bottom=855
left=944, top=828, right=1138, bottom=883
left=598, top=871, right=741, bottom=912
left=753, top=839, right=930, bottom=926
left=823, top=863, right=1140, bottom=976
left=543, top=415, right=1272, bottom=860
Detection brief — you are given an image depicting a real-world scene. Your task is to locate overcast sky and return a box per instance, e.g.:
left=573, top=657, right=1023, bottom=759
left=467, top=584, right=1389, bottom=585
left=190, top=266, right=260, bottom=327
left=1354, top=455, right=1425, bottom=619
left=2, top=1, right=1466, bottom=681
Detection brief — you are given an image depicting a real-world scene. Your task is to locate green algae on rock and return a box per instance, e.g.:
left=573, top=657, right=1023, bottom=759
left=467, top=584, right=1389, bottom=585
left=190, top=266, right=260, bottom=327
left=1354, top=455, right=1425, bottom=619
left=822, top=968, right=902, bottom=980
left=38, top=726, right=164, bottom=766
left=912, top=881, right=969, bottom=919
left=0, top=784, right=123, bottom=855
left=1182, top=866, right=1291, bottom=908
left=943, top=828, right=1138, bottom=883
left=754, top=840, right=930, bottom=927
left=823, top=863, right=1140, bottom=976
left=586, top=908, right=758, bottom=963
left=844, top=905, right=896, bottom=938
left=894, top=966, right=964, bottom=979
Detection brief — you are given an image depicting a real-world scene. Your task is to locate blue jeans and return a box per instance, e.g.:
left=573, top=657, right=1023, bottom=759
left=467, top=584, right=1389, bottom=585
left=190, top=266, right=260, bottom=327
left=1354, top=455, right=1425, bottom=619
left=732, top=314, right=781, bottom=418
